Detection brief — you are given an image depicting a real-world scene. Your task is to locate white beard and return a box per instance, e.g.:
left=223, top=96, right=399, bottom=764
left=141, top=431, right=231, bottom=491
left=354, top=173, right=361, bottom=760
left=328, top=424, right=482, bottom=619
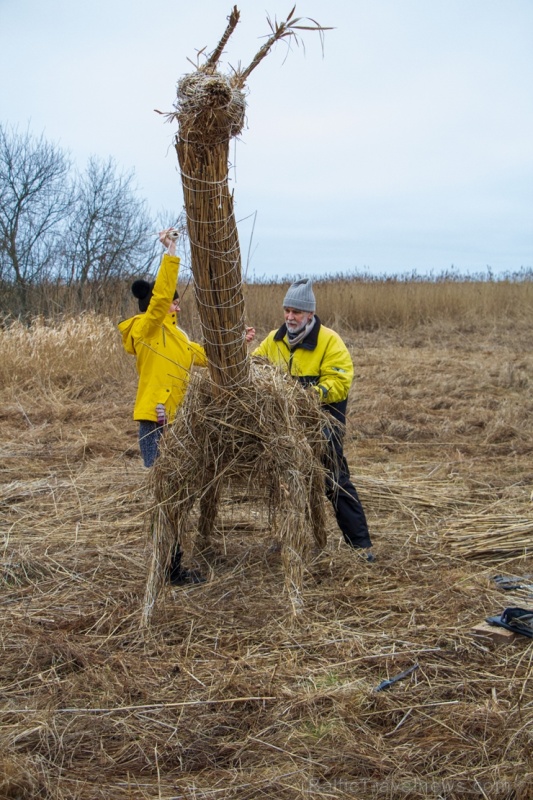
left=286, top=318, right=309, bottom=334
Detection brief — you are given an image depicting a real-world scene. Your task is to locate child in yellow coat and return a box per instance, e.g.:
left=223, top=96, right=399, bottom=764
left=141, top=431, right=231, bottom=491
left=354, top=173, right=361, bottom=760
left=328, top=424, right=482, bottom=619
left=118, top=229, right=207, bottom=585
left=118, top=230, right=207, bottom=467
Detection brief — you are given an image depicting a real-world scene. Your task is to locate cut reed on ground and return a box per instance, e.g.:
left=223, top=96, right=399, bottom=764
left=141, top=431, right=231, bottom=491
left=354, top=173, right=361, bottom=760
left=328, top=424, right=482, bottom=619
left=0, top=306, right=532, bottom=798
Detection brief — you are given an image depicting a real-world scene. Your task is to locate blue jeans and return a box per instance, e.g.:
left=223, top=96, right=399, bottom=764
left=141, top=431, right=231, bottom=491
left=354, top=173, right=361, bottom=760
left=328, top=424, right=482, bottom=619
left=138, top=421, right=164, bottom=468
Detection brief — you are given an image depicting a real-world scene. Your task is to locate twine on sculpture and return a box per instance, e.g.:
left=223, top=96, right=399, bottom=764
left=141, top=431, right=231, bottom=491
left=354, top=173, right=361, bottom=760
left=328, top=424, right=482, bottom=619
left=142, top=8, right=331, bottom=626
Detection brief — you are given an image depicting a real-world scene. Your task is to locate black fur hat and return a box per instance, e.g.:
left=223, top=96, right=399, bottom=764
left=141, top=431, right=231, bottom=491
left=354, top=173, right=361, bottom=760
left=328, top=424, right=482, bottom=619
left=131, top=279, right=179, bottom=313
left=131, top=279, right=154, bottom=312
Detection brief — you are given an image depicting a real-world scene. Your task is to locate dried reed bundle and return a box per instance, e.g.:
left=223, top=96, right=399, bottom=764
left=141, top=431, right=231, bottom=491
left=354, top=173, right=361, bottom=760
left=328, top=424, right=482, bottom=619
left=175, top=74, right=248, bottom=390
left=171, top=14, right=248, bottom=390
left=442, top=513, right=533, bottom=558
left=356, top=474, right=478, bottom=518
left=141, top=361, right=329, bottom=625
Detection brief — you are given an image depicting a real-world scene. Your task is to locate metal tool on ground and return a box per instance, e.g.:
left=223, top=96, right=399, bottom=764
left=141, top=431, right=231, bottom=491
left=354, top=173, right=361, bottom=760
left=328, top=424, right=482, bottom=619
left=493, top=574, right=533, bottom=592
left=374, top=663, right=419, bottom=692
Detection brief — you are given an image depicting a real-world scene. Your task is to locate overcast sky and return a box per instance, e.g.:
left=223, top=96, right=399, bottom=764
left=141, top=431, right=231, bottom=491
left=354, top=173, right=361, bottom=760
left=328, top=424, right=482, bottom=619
left=2, top=0, right=532, bottom=279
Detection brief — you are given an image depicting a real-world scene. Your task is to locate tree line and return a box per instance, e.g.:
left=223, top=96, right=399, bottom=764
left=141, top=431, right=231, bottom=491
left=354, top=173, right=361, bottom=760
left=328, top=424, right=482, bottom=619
left=0, top=123, right=165, bottom=318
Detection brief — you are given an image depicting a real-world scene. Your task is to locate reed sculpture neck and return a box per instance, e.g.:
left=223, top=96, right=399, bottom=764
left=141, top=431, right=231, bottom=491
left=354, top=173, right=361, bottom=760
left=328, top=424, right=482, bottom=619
left=175, top=69, right=250, bottom=392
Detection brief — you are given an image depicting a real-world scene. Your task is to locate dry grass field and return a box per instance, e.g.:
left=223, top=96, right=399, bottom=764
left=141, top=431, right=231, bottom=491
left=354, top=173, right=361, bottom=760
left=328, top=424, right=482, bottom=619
left=1, top=281, right=532, bottom=799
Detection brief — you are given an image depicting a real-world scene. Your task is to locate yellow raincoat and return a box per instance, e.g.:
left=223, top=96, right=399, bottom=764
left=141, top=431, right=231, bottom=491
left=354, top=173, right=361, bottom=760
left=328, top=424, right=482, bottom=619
left=252, top=317, right=353, bottom=406
left=118, top=254, right=207, bottom=422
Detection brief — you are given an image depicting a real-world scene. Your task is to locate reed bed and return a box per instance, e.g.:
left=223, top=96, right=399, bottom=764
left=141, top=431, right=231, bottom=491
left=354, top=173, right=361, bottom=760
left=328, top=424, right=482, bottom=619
left=241, top=277, right=533, bottom=337
left=0, top=313, right=133, bottom=400
left=5, top=269, right=532, bottom=333
left=1, top=314, right=532, bottom=798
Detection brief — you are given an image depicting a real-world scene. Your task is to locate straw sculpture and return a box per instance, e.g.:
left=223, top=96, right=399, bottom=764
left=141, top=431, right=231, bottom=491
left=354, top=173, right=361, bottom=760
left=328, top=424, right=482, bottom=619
left=143, top=7, right=331, bottom=624
left=142, top=362, right=330, bottom=625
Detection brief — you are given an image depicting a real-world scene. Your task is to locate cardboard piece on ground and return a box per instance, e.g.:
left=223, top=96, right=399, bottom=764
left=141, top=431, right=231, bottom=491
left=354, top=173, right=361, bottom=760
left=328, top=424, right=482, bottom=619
left=470, top=621, right=517, bottom=644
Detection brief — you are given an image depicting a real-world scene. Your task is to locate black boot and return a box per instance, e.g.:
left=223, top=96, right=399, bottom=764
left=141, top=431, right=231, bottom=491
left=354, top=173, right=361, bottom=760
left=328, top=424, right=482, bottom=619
left=167, top=545, right=205, bottom=586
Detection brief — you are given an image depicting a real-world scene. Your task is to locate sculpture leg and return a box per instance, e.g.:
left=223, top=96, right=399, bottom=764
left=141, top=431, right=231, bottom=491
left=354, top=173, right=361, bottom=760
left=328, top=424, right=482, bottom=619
left=141, top=493, right=195, bottom=628
left=309, top=469, right=327, bottom=551
left=278, top=475, right=309, bottom=614
left=197, top=477, right=221, bottom=553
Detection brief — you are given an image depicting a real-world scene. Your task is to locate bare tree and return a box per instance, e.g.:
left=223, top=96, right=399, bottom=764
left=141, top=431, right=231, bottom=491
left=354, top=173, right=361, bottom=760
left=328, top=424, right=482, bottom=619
left=0, top=124, right=72, bottom=312
left=62, top=157, right=157, bottom=304
left=0, top=126, right=172, bottom=315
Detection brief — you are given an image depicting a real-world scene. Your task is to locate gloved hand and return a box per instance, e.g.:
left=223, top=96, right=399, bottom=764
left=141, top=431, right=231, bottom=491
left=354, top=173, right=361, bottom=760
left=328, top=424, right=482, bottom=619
left=156, top=404, right=168, bottom=426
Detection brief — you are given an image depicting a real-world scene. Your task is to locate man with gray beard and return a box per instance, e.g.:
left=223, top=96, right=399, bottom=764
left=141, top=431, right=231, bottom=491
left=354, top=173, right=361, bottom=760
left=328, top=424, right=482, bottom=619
left=253, top=278, right=374, bottom=561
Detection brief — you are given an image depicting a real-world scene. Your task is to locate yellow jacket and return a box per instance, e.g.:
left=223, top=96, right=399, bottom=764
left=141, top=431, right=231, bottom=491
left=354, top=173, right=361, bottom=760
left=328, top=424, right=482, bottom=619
left=118, top=254, right=207, bottom=422
left=253, top=316, right=354, bottom=417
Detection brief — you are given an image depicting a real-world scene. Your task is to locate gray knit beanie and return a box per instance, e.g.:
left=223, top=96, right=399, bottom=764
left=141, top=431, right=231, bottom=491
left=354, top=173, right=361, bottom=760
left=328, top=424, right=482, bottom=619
left=282, top=278, right=316, bottom=312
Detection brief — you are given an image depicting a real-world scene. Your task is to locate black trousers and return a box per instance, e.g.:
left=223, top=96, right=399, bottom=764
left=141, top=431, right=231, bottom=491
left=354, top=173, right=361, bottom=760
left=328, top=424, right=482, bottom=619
left=324, top=425, right=372, bottom=550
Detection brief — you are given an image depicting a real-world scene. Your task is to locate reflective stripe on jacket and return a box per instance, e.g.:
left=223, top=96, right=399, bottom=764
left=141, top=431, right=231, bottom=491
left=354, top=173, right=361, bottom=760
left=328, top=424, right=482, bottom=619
left=252, top=316, right=354, bottom=419
left=118, top=254, right=207, bottom=422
